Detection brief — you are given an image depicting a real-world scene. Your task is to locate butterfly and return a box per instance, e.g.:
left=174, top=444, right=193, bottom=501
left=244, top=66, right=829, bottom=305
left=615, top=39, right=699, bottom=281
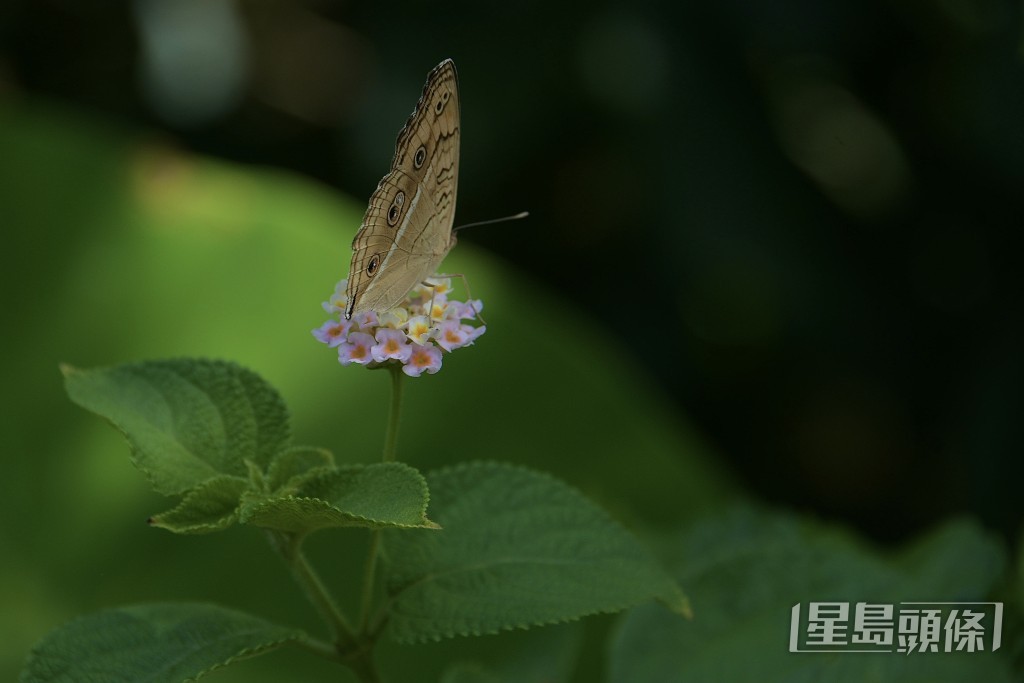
left=344, top=59, right=461, bottom=320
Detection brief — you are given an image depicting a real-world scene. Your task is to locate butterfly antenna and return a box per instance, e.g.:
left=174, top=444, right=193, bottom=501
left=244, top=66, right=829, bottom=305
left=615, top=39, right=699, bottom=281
left=453, top=211, right=529, bottom=232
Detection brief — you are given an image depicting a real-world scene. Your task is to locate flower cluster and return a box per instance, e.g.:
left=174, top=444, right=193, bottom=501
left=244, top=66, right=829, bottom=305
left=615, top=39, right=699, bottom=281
left=312, top=278, right=485, bottom=377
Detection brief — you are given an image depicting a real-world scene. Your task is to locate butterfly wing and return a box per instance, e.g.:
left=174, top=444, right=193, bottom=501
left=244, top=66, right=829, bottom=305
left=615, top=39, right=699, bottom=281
left=345, top=59, right=461, bottom=318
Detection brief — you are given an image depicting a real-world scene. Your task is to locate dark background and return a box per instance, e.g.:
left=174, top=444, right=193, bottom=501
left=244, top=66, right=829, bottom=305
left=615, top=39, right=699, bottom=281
left=3, top=0, right=1021, bottom=544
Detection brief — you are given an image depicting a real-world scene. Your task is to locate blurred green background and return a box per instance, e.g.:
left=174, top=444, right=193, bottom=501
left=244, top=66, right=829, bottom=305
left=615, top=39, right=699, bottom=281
left=1, top=1, right=1021, bottom=681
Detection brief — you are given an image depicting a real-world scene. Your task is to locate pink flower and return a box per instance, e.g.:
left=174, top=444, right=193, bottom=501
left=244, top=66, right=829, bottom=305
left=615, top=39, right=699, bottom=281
left=351, top=310, right=379, bottom=330
left=434, top=321, right=470, bottom=351
left=312, top=319, right=352, bottom=348
left=464, top=323, right=486, bottom=344
left=338, top=332, right=375, bottom=366
left=462, top=300, right=484, bottom=319
left=442, top=299, right=483, bottom=321
left=315, top=277, right=484, bottom=377
left=403, top=345, right=442, bottom=377
left=371, top=328, right=413, bottom=363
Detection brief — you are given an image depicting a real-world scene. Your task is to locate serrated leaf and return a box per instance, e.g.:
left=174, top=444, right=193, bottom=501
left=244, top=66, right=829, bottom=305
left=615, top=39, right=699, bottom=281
left=266, top=446, right=335, bottom=492
left=20, top=602, right=305, bottom=683
left=609, top=508, right=1012, bottom=683
left=63, top=359, right=290, bottom=495
left=380, top=461, right=687, bottom=643
left=148, top=476, right=249, bottom=534
left=243, top=462, right=437, bottom=533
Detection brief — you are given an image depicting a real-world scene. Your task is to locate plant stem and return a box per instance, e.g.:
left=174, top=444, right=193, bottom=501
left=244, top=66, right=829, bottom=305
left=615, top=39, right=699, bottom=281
left=267, top=531, right=356, bottom=648
left=358, top=364, right=404, bottom=632
left=343, top=644, right=382, bottom=683
left=382, top=363, right=404, bottom=462
left=265, top=368, right=408, bottom=682
left=293, top=634, right=343, bottom=662
left=298, top=638, right=379, bottom=683
left=268, top=531, right=382, bottom=681
left=295, top=549, right=358, bottom=646
left=358, top=530, right=381, bottom=632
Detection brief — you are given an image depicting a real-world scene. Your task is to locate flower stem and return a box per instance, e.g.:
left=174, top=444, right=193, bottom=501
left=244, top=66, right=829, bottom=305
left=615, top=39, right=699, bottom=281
left=382, top=364, right=404, bottom=462
left=358, top=364, right=404, bottom=631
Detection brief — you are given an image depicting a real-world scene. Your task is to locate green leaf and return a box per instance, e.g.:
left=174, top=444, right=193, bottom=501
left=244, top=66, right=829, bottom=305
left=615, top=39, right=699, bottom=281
left=148, top=476, right=249, bottom=534
left=441, top=666, right=501, bottom=683
left=440, top=622, right=584, bottom=683
left=609, top=508, right=1012, bottom=683
left=242, top=462, right=437, bottom=533
left=266, top=446, right=335, bottom=492
left=380, top=461, right=687, bottom=643
left=62, top=359, right=290, bottom=495
left=20, top=602, right=305, bottom=683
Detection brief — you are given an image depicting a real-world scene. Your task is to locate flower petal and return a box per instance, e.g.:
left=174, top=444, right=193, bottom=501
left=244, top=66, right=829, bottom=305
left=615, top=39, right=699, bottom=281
left=403, top=345, right=443, bottom=377
left=312, top=319, right=352, bottom=348
left=372, top=328, right=413, bottom=362
left=338, top=332, right=375, bottom=366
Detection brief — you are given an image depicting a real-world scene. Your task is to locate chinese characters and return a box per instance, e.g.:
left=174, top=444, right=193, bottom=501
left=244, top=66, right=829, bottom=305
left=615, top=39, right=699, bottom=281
left=789, top=602, right=1002, bottom=654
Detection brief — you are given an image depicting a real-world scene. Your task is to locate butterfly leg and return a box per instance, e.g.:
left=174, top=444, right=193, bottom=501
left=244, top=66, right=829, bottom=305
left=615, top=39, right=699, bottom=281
left=429, top=272, right=486, bottom=325
left=420, top=281, right=440, bottom=325
left=416, top=280, right=448, bottom=329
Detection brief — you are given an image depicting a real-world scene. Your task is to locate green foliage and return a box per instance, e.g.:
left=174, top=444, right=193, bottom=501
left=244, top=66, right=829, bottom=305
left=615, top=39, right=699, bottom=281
left=381, top=462, right=688, bottom=643
left=61, top=358, right=437, bottom=535
left=19, top=603, right=305, bottom=683
left=62, top=359, right=291, bottom=496
left=609, top=508, right=1011, bottom=683
left=34, top=357, right=688, bottom=682
left=242, top=463, right=438, bottom=533
left=265, top=447, right=335, bottom=491
left=149, top=475, right=250, bottom=533
left=439, top=622, right=584, bottom=683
